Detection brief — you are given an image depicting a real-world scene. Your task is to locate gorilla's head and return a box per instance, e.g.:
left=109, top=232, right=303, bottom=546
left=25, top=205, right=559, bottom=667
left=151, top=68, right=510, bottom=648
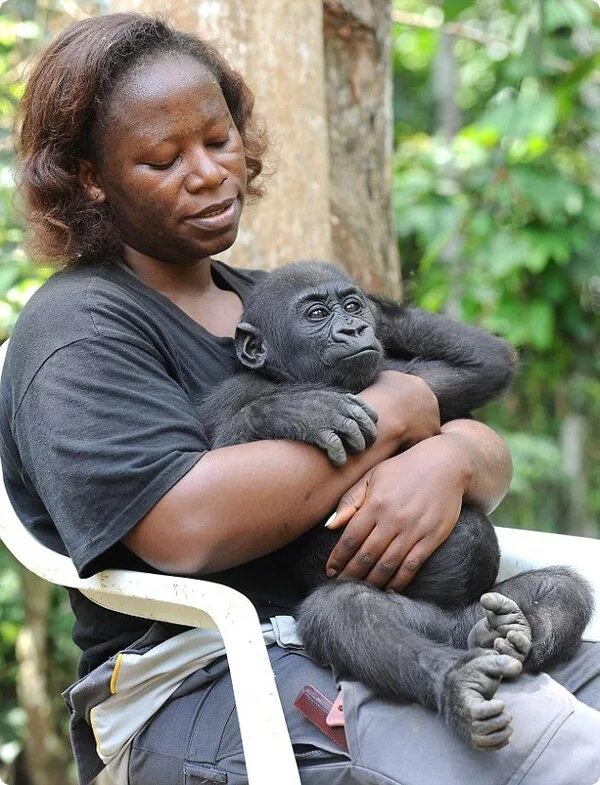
left=234, top=261, right=383, bottom=392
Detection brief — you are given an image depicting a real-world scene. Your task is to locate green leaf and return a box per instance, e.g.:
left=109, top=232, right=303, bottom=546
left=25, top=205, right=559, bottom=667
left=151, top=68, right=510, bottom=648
left=544, top=0, right=592, bottom=31
left=442, top=0, right=472, bottom=22
left=471, top=93, right=558, bottom=142
left=527, top=300, right=555, bottom=350
left=510, top=168, right=582, bottom=223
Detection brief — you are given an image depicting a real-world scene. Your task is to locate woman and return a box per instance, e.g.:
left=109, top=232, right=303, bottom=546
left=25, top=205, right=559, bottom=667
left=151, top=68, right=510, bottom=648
left=3, top=13, right=600, bottom=785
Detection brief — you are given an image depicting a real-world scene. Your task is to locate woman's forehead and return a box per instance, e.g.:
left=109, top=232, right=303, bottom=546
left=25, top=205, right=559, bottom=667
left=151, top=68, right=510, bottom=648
left=106, top=54, right=228, bottom=131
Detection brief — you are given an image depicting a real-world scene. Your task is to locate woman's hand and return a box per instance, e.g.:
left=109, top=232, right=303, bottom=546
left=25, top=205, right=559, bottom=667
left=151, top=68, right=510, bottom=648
left=324, top=431, right=473, bottom=591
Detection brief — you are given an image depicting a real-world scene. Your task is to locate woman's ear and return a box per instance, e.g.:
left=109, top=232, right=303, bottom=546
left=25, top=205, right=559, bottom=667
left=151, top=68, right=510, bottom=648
left=77, top=159, right=107, bottom=204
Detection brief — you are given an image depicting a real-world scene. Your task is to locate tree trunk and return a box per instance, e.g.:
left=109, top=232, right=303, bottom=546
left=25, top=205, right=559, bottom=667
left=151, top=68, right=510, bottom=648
left=15, top=573, right=64, bottom=785
left=323, top=0, right=400, bottom=296
left=111, top=1, right=398, bottom=294
left=433, top=31, right=462, bottom=140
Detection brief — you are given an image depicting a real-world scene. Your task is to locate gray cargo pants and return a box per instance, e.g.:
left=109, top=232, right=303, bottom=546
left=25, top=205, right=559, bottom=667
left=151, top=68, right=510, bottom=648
left=128, top=641, right=600, bottom=785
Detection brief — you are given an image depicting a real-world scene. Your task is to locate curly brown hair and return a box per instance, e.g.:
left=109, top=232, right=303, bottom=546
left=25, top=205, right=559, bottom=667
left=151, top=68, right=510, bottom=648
left=17, top=13, right=268, bottom=265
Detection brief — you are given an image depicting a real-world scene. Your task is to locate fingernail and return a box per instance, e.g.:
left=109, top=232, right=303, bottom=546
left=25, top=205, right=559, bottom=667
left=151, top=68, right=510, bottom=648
left=326, top=569, right=337, bottom=578
left=324, top=512, right=337, bottom=528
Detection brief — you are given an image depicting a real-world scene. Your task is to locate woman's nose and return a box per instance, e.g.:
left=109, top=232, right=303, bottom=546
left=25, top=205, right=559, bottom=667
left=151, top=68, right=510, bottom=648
left=184, top=148, right=227, bottom=191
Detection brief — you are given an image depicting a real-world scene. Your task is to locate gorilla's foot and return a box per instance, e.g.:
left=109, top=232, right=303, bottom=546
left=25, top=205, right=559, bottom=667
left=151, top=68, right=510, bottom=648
left=441, top=654, right=522, bottom=750
left=467, top=592, right=532, bottom=663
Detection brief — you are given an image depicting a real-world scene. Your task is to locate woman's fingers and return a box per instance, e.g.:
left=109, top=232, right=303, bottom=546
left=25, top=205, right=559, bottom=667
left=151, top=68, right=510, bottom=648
left=325, top=509, right=376, bottom=577
left=383, top=539, right=436, bottom=592
left=364, top=535, right=419, bottom=589
left=324, top=471, right=371, bottom=531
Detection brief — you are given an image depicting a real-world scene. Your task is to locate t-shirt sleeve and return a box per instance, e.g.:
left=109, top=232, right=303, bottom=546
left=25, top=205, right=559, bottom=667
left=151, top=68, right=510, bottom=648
left=13, top=336, right=208, bottom=577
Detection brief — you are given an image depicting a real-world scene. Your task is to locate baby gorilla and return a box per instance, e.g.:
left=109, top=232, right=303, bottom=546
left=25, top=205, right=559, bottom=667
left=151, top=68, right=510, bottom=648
left=199, top=261, right=593, bottom=749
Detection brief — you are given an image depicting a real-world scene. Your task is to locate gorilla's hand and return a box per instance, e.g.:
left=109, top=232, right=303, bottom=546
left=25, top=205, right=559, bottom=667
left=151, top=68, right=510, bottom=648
left=213, top=385, right=378, bottom=466
left=297, top=390, right=379, bottom=466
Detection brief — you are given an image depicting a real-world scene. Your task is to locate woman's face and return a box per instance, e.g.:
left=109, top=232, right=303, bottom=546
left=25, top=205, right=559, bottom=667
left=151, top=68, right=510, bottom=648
left=84, top=53, right=247, bottom=265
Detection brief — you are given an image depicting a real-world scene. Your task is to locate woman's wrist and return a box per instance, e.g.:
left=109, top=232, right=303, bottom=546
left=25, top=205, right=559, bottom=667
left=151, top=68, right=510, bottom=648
left=394, top=430, right=474, bottom=495
left=361, top=370, right=441, bottom=448
left=440, top=419, right=512, bottom=513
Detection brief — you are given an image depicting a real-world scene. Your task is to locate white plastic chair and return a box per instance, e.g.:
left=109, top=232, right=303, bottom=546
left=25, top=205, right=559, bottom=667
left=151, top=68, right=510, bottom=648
left=1, top=338, right=599, bottom=785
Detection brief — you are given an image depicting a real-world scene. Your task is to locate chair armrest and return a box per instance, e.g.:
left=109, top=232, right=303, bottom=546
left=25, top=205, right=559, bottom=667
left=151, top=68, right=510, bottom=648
left=79, top=571, right=301, bottom=785
left=495, top=526, right=600, bottom=641
left=0, top=500, right=300, bottom=785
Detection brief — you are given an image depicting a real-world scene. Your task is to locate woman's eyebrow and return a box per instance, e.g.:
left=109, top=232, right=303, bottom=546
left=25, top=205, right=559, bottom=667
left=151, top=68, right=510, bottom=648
left=137, top=120, right=232, bottom=149
left=139, top=112, right=231, bottom=145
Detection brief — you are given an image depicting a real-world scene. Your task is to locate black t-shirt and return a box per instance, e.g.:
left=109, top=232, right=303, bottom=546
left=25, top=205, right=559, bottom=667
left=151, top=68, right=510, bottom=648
left=0, top=259, right=306, bottom=675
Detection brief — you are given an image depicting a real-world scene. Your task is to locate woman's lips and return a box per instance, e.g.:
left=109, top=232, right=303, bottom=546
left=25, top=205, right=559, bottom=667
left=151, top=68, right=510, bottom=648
left=185, top=199, right=239, bottom=232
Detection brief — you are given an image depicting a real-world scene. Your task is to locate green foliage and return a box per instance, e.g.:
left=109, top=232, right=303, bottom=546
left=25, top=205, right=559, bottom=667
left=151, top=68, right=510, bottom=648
left=393, top=0, right=600, bottom=535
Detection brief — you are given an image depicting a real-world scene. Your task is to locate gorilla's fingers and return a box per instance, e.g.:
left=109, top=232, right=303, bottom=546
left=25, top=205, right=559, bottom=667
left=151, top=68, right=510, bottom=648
left=348, top=394, right=379, bottom=424
left=442, top=655, right=520, bottom=749
left=338, top=418, right=367, bottom=454
left=346, top=403, right=378, bottom=446
left=315, top=431, right=348, bottom=467
left=468, top=594, right=532, bottom=665
left=494, top=631, right=531, bottom=662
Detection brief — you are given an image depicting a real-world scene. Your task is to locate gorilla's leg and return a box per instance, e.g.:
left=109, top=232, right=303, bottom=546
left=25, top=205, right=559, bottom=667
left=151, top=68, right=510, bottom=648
left=462, top=567, right=594, bottom=671
left=297, top=580, right=522, bottom=749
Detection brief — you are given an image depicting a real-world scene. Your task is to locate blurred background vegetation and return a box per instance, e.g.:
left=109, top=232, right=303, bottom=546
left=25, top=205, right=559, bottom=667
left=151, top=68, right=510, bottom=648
left=0, top=0, right=598, bottom=781
left=393, top=0, right=599, bottom=539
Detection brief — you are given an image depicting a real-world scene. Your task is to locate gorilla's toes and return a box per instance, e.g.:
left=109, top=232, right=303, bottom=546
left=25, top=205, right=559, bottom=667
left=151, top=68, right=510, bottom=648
left=441, top=654, right=522, bottom=750
left=467, top=592, right=532, bottom=663
left=482, top=592, right=532, bottom=662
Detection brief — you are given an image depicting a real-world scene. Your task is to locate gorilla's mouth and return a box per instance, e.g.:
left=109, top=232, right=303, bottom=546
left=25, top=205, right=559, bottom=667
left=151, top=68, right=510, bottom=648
left=321, top=345, right=382, bottom=368
left=341, top=347, right=381, bottom=360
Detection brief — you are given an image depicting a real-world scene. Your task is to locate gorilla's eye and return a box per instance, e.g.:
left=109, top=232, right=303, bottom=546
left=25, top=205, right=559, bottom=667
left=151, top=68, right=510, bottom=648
left=344, top=299, right=362, bottom=314
left=307, top=305, right=329, bottom=320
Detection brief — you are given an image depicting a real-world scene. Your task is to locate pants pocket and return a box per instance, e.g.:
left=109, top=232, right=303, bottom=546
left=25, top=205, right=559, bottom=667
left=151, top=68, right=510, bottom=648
left=185, top=762, right=228, bottom=784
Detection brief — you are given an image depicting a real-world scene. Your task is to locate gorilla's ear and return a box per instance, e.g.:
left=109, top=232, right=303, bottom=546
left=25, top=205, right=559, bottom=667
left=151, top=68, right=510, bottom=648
left=234, top=322, right=268, bottom=369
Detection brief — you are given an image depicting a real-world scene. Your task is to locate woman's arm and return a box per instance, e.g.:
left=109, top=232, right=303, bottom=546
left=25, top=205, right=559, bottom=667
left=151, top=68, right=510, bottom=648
left=441, top=418, right=512, bottom=514
left=123, top=371, right=441, bottom=574
left=324, top=419, right=512, bottom=590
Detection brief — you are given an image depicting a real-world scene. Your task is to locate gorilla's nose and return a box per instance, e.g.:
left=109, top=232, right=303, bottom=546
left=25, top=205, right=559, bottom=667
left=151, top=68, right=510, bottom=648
left=332, top=321, right=376, bottom=348
left=335, top=320, right=368, bottom=337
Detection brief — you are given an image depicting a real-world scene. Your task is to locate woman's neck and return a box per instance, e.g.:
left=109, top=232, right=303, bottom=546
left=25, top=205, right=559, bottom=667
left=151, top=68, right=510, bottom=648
left=121, top=244, right=243, bottom=337
left=121, top=245, right=215, bottom=297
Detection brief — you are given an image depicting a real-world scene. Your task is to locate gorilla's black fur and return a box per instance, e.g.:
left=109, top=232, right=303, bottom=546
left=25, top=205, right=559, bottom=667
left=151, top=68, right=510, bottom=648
left=199, top=262, right=593, bottom=749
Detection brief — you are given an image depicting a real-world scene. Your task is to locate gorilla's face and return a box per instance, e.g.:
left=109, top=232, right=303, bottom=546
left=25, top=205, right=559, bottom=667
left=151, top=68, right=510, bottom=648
left=286, top=281, right=382, bottom=391
left=235, top=266, right=384, bottom=393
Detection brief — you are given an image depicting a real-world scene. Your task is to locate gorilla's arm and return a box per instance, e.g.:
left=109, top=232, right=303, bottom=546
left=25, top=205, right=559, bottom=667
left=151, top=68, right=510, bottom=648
left=199, top=374, right=274, bottom=444
left=199, top=376, right=378, bottom=466
left=369, top=295, right=518, bottom=421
